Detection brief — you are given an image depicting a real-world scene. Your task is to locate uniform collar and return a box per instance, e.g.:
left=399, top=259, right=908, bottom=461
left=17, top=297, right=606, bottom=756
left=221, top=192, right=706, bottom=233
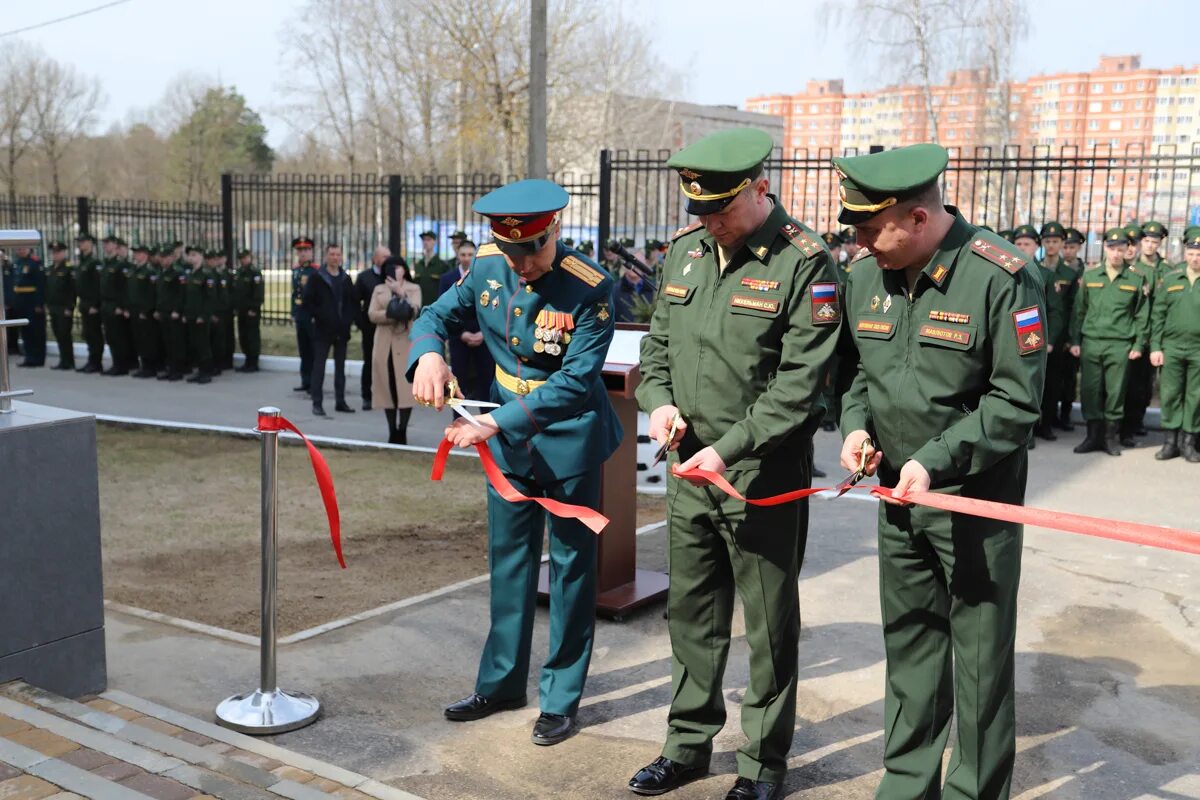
left=699, top=195, right=788, bottom=264
left=914, top=207, right=973, bottom=293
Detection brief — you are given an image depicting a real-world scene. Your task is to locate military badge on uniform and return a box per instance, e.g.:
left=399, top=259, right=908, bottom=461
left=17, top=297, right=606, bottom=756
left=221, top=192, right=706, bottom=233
left=882, top=296, right=892, bottom=314
left=491, top=297, right=499, bottom=308
left=682, top=263, right=692, bottom=276
left=810, top=282, right=841, bottom=325
left=687, top=248, right=703, bottom=260
left=596, top=301, right=611, bottom=322
left=928, top=310, right=970, bottom=325
left=534, top=309, right=574, bottom=356
left=741, top=277, right=781, bottom=292
left=480, top=289, right=490, bottom=307
left=870, top=295, right=881, bottom=312
left=1012, top=306, right=1045, bottom=355
left=487, top=279, right=502, bottom=290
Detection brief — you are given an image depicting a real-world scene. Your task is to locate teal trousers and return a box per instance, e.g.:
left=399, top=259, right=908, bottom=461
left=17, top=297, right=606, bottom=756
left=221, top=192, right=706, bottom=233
left=474, top=468, right=599, bottom=716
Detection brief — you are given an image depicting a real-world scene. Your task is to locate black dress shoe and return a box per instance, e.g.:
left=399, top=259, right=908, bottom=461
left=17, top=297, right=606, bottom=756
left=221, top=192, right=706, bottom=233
left=335, top=401, right=355, bottom=413
left=811, top=463, right=827, bottom=478
left=294, top=384, right=310, bottom=392
left=725, top=776, right=781, bottom=800
left=628, top=756, right=708, bottom=796
left=312, top=405, right=327, bottom=417
left=531, top=712, right=572, bottom=746
left=362, top=400, right=372, bottom=411
left=443, top=693, right=526, bottom=721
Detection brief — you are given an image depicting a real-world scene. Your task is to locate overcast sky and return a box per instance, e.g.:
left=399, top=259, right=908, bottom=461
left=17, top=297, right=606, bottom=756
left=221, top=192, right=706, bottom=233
left=8, top=0, right=1198, bottom=148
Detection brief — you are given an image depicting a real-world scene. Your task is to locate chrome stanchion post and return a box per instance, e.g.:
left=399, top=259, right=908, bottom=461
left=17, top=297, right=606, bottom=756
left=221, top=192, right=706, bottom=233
left=215, top=407, right=321, bottom=735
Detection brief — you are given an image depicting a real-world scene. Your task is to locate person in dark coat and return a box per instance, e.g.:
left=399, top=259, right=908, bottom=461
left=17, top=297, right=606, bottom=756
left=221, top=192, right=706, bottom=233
left=355, top=245, right=389, bottom=409
left=438, top=240, right=495, bottom=401
left=302, top=243, right=358, bottom=416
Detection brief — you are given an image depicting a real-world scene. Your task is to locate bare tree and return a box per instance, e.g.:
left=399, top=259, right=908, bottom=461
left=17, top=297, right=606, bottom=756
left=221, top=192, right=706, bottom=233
left=29, top=56, right=103, bottom=198
left=0, top=41, right=39, bottom=211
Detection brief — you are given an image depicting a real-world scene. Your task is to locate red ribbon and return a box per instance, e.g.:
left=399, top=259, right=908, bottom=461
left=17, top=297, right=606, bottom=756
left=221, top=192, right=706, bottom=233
left=432, top=439, right=610, bottom=534
left=673, top=467, right=1200, bottom=557
left=257, top=414, right=346, bottom=568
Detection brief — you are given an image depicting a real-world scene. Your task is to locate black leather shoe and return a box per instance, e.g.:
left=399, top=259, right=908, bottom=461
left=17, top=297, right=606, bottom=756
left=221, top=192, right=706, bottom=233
left=443, top=693, right=526, bottom=721
left=335, top=401, right=355, bottom=413
left=294, top=384, right=310, bottom=392
left=362, top=400, right=372, bottom=411
left=530, top=712, right=572, bottom=746
left=811, top=463, right=827, bottom=478
left=628, top=757, right=708, bottom=796
left=725, top=777, right=781, bottom=800
left=312, top=405, right=327, bottom=417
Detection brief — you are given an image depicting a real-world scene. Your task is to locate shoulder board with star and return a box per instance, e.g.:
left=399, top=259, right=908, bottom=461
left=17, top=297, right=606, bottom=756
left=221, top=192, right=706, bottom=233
left=850, top=247, right=872, bottom=264
left=560, top=255, right=605, bottom=287
left=476, top=243, right=502, bottom=258
left=780, top=221, right=822, bottom=258
left=670, top=221, right=703, bottom=241
left=969, top=237, right=1026, bottom=275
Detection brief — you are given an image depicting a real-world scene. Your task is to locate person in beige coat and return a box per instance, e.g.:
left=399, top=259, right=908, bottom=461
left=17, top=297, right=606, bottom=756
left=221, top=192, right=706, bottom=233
left=367, top=257, right=423, bottom=443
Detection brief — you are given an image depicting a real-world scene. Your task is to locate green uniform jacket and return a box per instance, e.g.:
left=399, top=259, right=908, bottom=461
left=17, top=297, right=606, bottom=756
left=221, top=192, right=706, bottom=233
left=100, top=257, right=131, bottom=308
left=637, top=201, right=842, bottom=467
left=128, top=263, right=158, bottom=315
left=75, top=254, right=102, bottom=309
left=183, top=266, right=215, bottom=321
left=45, top=261, right=76, bottom=309
left=412, top=255, right=449, bottom=308
left=1138, top=253, right=1172, bottom=284
left=1042, top=255, right=1080, bottom=321
left=232, top=264, right=265, bottom=312
left=213, top=270, right=231, bottom=315
left=158, top=262, right=187, bottom=316
left=1068, top=264, right=1151, bottom=349
left=407, top=241, right=622, bottom=481
left=1152, top=268, right=1200, bottom=352
left=839, top=211, right=1047, bottom=486
left=1034, top=262, right=1067, bottom=347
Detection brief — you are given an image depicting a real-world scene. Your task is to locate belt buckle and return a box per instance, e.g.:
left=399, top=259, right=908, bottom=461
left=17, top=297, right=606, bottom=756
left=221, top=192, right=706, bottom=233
left=516, top=378, right=530, bottom=395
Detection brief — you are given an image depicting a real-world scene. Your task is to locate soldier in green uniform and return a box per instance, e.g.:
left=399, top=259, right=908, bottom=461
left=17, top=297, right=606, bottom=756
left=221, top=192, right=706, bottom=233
left=578, top=240, right=595, bottom=258
left=1119, top=224, right=1156, bottom=443
left=1068, top=228, right=1151, bottom=455
left=412, top=230, right=449, bottom=308
left=74, top=234, right=104, bottom=373
left=1012, top=225, right=1065, bottom=443
left=183, top=246, right=215, bottom=384
left=1150, top=233, right=1200, bottom=462
left=628, top=129, right=839, bottom=800
left=1055, top=227, right=1087, bottom=429
left=157, top=245, right=189, bottom=381
left=12, top=246, right=47, bottom=367
left=408, top=179, right=621, bottom=748
left=835, top=144, right=1045, bottom=800
left=207, top=250, right=231, bottom=375
left=291, top=236, right=317, bottom=392
left=998, top=228, right=1015, bottom=243
left=127, top=244, right=161, bottom=378
left=233, top=248, right=264, bottom=372
left=45, top=242, right=76, bottom=370
left=821, top=230, right=844, bottom=268
left=219, top=251, right=236, bottom=371
left=98, top=235, right=133, bottom=375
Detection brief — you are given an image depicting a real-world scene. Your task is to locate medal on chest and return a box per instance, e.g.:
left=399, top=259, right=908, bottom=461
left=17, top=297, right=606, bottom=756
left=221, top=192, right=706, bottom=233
left=534, top=309, right=574, bottom=355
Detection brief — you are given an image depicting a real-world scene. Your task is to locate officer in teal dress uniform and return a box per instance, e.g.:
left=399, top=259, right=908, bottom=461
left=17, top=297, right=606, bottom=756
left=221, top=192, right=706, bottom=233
left=408, top=179, right=622, bottom=747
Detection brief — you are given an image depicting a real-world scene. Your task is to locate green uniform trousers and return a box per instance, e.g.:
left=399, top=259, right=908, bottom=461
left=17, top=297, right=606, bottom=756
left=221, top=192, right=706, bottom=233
left=662, top=462, right=808, bottom=784
left=81, top=308, right=104, bottom=367
left=166, top=318, right=188, bottom=373
left=1080, top=338, right=1132, bottom=422
left=875, top=469, right=1024, bottom=800
left=210, top=315, right=227, bottom=368
left=237, top=312, right=261, bottom=361
left=223, top=316, right=235, bottom=368
left=48, top=307, right=74, bottom=367
left=189, top=320, right=212, bottom=369
left=475, top=468, right=599, bottom=717
left=1160, top=347, right=1200, bottom=433
left=135, top=316, right=161, bottom=370
left=1122, top=351, right=1154, bottom=428
left=101, top=305, right=133, bottom=369
left=1059, top=352, right=1079, bottom=418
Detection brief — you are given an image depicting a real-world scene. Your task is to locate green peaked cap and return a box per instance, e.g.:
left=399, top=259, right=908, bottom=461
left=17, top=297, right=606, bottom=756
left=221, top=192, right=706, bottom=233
left=667, top=128, right=773, bottom=215
left=833, top=143, right=949, bottom=224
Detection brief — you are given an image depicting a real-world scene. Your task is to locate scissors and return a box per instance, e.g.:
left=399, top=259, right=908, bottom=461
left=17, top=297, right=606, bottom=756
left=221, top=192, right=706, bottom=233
left=652, top=413, right=682, bottom=467
left=833, top=436, right=873, bottom=497
left=444, top=380, right=499, bottom=429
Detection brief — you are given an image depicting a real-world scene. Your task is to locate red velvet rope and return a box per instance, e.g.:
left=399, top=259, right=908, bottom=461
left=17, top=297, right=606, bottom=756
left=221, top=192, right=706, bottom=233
left=673, top=466, right=1200, bottom=557
left=257, top=414, right=346, bottom=568
left=431, top=439, right=609, bottom=534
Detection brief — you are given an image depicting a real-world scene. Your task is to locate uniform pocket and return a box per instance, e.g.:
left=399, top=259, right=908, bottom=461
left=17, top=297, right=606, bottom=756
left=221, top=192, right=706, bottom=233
left=662, top=282, right=695, bottom=304
left=854, top=314, right=897, bottom=341
left=917, top=322, right=976, bottom=351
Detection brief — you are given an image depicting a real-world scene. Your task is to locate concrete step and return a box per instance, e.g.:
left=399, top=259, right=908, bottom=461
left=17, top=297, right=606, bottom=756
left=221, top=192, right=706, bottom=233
left=0, top=682, right=422, bottom=800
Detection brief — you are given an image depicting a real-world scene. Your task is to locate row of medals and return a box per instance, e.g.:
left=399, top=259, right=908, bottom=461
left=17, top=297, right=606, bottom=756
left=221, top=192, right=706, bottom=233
left=533, top=326, right=570, bottom=356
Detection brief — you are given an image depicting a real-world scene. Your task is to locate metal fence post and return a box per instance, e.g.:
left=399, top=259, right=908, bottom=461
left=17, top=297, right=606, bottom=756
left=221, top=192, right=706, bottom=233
left=387, top=175, right=403, bottom=256
left=597, top=150, right=612, bottom=252
left=221, top=174, right=234, bottom=258
left=76, top=196, right=90, bottom=239
left=215, top=407, right=321, bottom=735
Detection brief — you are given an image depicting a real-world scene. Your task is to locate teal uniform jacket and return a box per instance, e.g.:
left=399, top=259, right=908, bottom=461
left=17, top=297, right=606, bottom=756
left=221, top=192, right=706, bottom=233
left=407, top=241, right=623, bottom=479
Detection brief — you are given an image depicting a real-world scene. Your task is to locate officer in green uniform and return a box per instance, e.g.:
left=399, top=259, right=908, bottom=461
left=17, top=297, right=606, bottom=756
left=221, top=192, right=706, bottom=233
left=207, top=250, right=231, bottom=375
left=12, top=246, right=47, bottom=367
left=219, top=251, right=236, bottom=371
left=821, top=230, right=845, bottom=270
left=233, top=248, right=264, bottom=372
left=74, top=234, right=104, bottom=372
left=1055, top=227, right=1087, bottom=429
left=629, top=129, right=839, bottom=800
left=449, top=229, right=467, bottom=254
left=1150, top=233, right=1200, bottom=462
left=157, top=245, right=189, bottom=381
left=1038, top=222, right=1078, bottom=431
left=412, top=230, right=449, bottom=307
left=1068, top=228, right=1151, bottom=455
left=183, top=245, right=215, bottom=384
left=834, top=144, right=1044, bottom=800
left=44, top=242, right=76, bottom=370
left=998, top=228, right=1015, bottom=243
left=1181, top=226, right=1200, bottom=268
left=1012, top=225, right=1065, bottom=443
left=127, top=244, right=160, bottom=378
left=99, top=235, right=133, bottom=375
left=1119, top=224, right=1156, bottom=443
left=291, top=236, right=317, bottom=392
left=408, top=179, right=621, bottom=748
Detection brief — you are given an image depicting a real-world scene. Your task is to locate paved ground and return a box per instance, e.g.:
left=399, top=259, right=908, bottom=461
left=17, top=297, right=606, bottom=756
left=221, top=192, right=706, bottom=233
left=7, top=352, right=1200, bottom=799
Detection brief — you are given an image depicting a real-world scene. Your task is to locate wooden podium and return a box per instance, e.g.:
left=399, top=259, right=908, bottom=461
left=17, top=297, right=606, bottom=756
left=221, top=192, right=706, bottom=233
left=538, top=347, right=669, bottom=620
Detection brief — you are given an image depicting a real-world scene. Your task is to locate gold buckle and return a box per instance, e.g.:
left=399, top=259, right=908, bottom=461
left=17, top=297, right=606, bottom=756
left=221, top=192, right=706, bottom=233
left=516, top=378, right=530, bottom=395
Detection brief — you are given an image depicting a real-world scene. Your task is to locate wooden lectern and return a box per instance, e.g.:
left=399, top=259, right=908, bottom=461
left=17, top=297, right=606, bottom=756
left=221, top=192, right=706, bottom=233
left=538, top=328, right=669, bottom=619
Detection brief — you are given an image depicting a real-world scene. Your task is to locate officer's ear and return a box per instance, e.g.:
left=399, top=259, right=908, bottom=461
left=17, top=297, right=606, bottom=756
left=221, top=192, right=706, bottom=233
left=909, top=204, right=930, bottom=232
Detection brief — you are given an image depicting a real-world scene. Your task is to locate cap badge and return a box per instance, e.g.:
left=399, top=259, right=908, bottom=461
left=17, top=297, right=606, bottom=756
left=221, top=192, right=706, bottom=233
left=689, top=181, right=702, bottom=195
left=679, top=168, right=700, bottom=180
left=500, top=217, right=522, bottom=226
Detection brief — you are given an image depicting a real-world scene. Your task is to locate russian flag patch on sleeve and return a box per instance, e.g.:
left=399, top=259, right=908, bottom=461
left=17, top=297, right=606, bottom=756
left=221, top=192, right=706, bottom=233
left=1012, top=306, right=1045, bottom=355
left=810, top=282, right=841, bottom=325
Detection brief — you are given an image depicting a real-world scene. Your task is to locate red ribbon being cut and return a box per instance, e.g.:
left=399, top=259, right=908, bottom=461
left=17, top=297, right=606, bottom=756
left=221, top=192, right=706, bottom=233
left=431, top=439, right=610, bottom=534
left=673, top=467, right=1200, bottom=557
left=257, top=414, right=346, bottom=568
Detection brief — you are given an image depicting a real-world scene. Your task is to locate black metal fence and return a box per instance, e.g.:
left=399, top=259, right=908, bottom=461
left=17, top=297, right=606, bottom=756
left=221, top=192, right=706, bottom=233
left=5, top=143, right=1199, bottom=323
